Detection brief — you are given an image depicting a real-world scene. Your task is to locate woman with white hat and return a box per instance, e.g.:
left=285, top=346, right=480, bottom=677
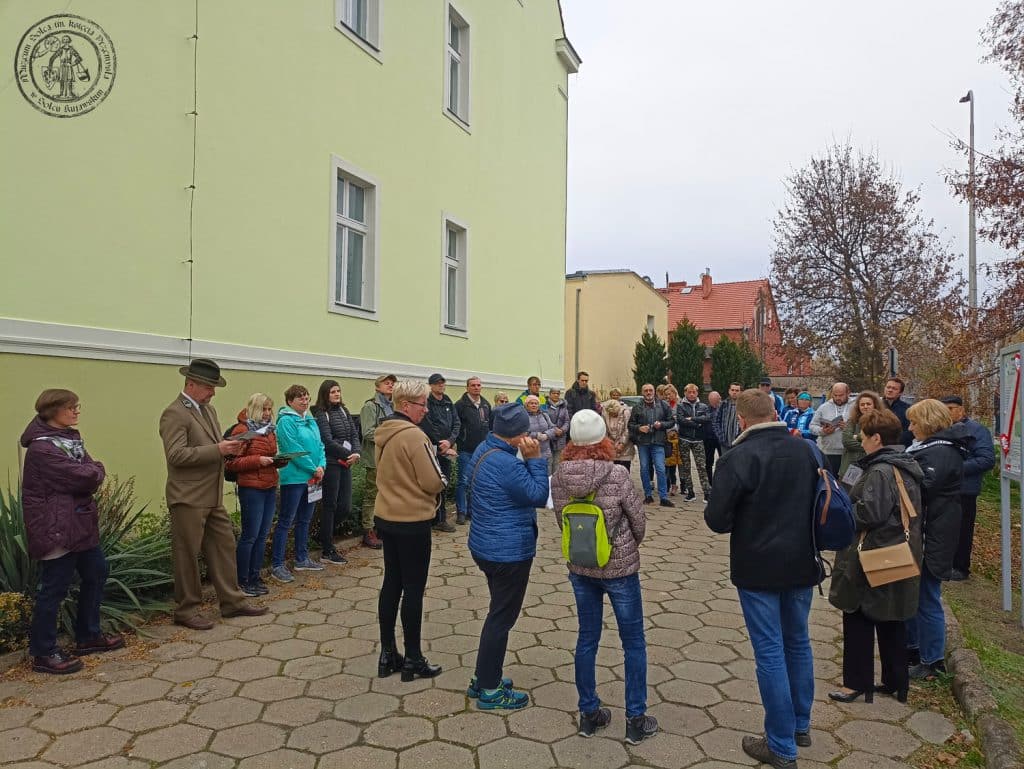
left=550, top=409, right=657, bottom=746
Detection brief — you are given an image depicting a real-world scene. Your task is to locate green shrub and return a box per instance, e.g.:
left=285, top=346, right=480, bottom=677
left=0, top=476, right=173, bottom=638
left=0, top=591, right=31, bottom=653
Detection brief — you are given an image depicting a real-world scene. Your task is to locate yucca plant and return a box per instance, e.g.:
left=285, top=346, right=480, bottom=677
left=0, top=476, right=173, bottom=639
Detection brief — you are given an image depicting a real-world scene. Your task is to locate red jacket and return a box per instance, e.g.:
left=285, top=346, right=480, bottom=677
left=224, top=411, right=279, bottom=490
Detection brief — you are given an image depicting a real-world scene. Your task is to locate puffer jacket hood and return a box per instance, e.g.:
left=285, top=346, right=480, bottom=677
left=860, top=446, right=925, bottom=480
left=21, top=416, right=75, bottom=447
left=276, top=406, right=326, bottom=484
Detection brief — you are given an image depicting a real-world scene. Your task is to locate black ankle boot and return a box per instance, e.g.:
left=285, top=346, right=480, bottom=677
left=401, top=656, right=442, bottom=682
left=378, top=648, right=405, bottom=678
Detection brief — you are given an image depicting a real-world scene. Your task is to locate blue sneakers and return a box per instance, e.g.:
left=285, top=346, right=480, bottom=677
left=477, top=686, right=529, bottom=710
left=466, top=676, right=513, bottom=699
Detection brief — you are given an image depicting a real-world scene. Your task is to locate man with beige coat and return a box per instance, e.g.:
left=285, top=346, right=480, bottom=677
left=159, top=359, right=267, bottom=630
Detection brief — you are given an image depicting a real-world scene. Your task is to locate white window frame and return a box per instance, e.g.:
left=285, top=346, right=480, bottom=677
left=443, top=4, right=471, bottom=131
left=440, top=214, right=469, bottom=336
left=328, top=155, right=380, bottom=320
left=335, top=0, right=383, bottom=62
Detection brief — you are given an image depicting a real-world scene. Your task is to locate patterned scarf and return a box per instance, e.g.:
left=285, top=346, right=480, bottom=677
left=34, top=435, right=86, bottom=461
left=245, top=418, right=275, bottom=434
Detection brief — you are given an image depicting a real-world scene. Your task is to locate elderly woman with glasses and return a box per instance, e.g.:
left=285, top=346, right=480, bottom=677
left=374, top=380, right=447, bottom=682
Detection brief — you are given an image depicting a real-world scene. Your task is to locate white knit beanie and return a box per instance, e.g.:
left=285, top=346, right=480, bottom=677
left=570, top=409, right=606, bottom=446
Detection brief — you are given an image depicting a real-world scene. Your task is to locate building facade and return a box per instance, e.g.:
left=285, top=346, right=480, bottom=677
left=564, top=270, right=669, bottom=395
left=1, top=1, right=579, bottom=505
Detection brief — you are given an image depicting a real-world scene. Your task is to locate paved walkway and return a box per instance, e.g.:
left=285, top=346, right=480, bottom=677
left=1, top=497, right=957, bottom=769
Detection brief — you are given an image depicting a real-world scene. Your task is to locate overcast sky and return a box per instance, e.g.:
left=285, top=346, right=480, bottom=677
left=560, top=0, right=1013, bottom=293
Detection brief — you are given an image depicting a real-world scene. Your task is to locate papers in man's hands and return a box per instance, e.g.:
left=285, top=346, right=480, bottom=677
left=275, top=451, right=309, bottom=460
left=230, top=431, right=264, bottom=441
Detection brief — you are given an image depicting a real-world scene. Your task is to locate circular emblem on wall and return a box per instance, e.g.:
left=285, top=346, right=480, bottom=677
left=14, top=14, right=116, bottom=118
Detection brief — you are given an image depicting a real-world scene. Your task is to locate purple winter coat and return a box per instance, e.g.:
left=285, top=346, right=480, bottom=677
left=551, top=458, right=645, bottom=579
left=20, top=417, right=105, bottom=560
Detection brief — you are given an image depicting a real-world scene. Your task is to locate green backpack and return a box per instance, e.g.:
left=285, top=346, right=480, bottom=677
left=561, top=492, right=625, bottom=568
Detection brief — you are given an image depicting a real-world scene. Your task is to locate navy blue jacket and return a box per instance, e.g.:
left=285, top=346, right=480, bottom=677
left=957, top=418, right=995, bottom=496
left=884, top=397, right=913, bottom=447
left=464, top=434, right=549, bottom=562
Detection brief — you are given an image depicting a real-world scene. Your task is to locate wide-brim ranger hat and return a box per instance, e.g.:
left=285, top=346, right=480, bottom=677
left=179, top=358, right=227, bottom=387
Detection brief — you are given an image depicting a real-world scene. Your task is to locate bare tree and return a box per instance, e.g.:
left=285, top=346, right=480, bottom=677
left=770, top=143, right=962, bottom=391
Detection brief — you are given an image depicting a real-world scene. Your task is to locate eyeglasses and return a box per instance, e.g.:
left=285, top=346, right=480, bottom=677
left=65, top=404, right=82, bottom=413
left=409, top=400, right=428, bottom=409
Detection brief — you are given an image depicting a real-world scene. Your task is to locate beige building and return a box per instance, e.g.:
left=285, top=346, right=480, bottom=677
left=565, top=270, right=669, bottom=395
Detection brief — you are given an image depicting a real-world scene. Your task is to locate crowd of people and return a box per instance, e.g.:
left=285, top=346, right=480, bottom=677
left=16, top=358, right=997, bottom=759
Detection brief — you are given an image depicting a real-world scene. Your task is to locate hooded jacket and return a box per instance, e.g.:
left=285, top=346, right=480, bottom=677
left=828, top=448, right=924, bottom=621
left=551, top=458, right=645, bottom=579
left=957, top=418, right=995, bottom=496
left=785, top=407, right=816, bottom=441
left=907, top=422, right=972, bottom=580
left=224, top=410, right=280, bottom=489
left=704, top=422, right=822, bottom=590
left=527, top=410, right=557, bottom=458
left=548, top=399, right=570, bottom=452
left=20, top=417, right=106, bottom=559
left=276, top=406, right=326, bottom=485
left=464, top=433, right=549, bottom=562
left=373, top=414, right=447, bottom=524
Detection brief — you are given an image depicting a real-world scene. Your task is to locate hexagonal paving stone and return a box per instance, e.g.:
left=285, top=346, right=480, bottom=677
left=708, top=700, right=764, bottom=733
left=552, top=735, right=630, bottom=769
left=100, top=677, right=173, bottom=706
left=798, top=729, right=847, bottom=763
left=401, top=688, right=467, bottom=717
left=201, top=638, right=261, bottom=660
left=835, top=721, right=921, bottom=758
left=284, top=718, right=360, bottom=754
left=239, top=675, right=307, bottom=702
left=152, top=657, right=219, bottom=683
left=210, top=722, right=286, bottom=758
left=166, top=676, right=239, bottom=704
left=129, top=724, right=212, bottom=762
left=627, top=732, right=704, bottom=769
left=32, top=700, right=118, bottom=734
left=42, top=727, right=130, bottom=765
left=530, top=681, right=580, bottom=711
left=320, top=637, right=376, bottom=659
left=836, top=752, right=915, bottom=769
left=437, top=711, right=508, bottom=747
left=397, top=740, right=474, bottom=769
left=24, top=679, right=105, bottom=708
left=188, top=695, right=263, bottom=729
left=109, top=700, right=189, bottom=732
left=237, top=748, right=316, bottom=769
left=649, top=702, right=715, bottom=737
left=906, top=711, right=956, bottom=744
left=261, top=696, right=333, bottom=727
left=77, top=758, right=150, bottom=769
left=695, top=728, right=758, bottom=765
left=478, top=736, right=555, bottom=769
left=218, top=656, right=282, bottom=682
left=507, top=706, right=578, bottom=743
left=1, top=726, right=51, bottom=762
left=260, top=638, right=318, bottom=660
left=239, top=624, right=297, bottom=643
left=670, top=660, right=731, bottom=685
left=0, top=706, right=40, bottom=731
left=156, top=751, right=236, bottom=769
left=319, top=746, right=397, bottom=769
left=282, top=655, right=344, bottom=679
left=364, top=716, right=434, bottom=749
left=307, top=672, right=371, bottom=701
left=657, top=679, right=723, bottom=707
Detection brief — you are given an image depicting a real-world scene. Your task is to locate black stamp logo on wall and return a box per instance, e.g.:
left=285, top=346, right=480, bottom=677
left=14, top=14, right=116, bottom=118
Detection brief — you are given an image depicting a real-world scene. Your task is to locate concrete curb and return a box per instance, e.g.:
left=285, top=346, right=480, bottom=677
left=945, top=602, right=1024, bottom=769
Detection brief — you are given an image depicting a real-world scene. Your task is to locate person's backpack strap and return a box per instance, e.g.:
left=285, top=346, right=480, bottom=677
left=468, top=447, right=503, bottom=515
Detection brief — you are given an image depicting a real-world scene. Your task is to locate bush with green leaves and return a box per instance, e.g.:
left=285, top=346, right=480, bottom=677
left=0, top=476, right=173, bottom=640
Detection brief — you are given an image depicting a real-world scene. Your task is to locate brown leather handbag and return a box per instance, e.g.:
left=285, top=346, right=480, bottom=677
left=857, top=467, right=920, bottom=588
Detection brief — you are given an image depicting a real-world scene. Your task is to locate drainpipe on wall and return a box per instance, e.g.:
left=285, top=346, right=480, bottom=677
left=574, top=288, right=582, bottom=376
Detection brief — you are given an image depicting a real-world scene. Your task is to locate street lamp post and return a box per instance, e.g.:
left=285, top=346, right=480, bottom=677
left=959, top=90, right=977, bottom=310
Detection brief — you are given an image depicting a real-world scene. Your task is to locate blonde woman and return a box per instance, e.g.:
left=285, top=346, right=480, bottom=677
left=225, top=393, right=285, bottom=595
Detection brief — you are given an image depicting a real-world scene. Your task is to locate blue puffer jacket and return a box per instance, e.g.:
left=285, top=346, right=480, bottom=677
left=785, top=407, right=816, bottom=440
left=464, top=434, right=549, bottom=562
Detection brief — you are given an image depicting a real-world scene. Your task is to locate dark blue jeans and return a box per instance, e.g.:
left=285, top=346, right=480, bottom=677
left=737, top=587, right=814, bottom=761
left=636, top=444, right=668, bottom=499
left=905, top=568, right=945, bottom=665
left=30, top=546, right=108, bottom=656
left=569, top=572, right=647, bottom=717
left=272, top=483, right=314, bottom=567
left=236, top=486, right=276, bottom=585
left=456, top=450, right=473, bottom=515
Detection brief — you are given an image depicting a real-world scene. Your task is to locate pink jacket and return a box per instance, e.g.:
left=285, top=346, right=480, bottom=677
left=551, top=459, right=645, bottom=579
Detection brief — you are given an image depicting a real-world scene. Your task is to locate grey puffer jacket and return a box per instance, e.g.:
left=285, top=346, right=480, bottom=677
left=551, top=459, right=645, bottom=579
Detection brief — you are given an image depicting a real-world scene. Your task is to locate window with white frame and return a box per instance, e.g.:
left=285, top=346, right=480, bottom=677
left=442, top=219, right=468, bottom=332
left=445, top=6, right=470, bottom=124
left=647, top=315, right=655, bottom=334
left=335, top=0, right=381, bottom=55
left=331, top=158, right=378, bottom=316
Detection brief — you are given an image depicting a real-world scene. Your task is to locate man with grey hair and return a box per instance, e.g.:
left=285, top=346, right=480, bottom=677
left=809, top=382, right=853, bottom=476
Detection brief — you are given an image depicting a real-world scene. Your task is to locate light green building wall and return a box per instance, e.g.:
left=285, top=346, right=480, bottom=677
left=0, top=1, right=577, bottom=506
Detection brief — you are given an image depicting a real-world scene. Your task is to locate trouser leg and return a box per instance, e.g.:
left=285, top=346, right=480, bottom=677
left=320, top=463, right=342, bottom=554
left=29, top=553, right=77, bottom=656
left=362, top=467, right=378, bottom=530
left=202, top=506, right=247, bottom=614
left=841, top=609, right=875, bottom=692
left=377, top=528, right=403, bottom=650
left=474, top=558, right=533, bottom=689
left=953, top=495, right=977, bottom=574
left=169, top=503, right=207, bottom=621
left=876, top=620, right=908, bottom=692
left=74, top=546, right=109, bottom=643
left=397, top=529, right=431, bottom=660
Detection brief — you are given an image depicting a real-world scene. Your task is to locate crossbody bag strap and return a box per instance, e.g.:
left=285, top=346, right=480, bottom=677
left=891, top=466, right=917, bottom=531
left=468, top=447, right=503, bottom=513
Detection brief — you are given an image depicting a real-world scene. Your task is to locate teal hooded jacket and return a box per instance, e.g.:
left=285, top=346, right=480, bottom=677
left=276, top=406, right=326, bottom=485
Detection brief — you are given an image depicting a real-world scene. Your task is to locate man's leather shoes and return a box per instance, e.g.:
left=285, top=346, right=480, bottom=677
left=222, top=605, right=268, bottom=618
left=76, top=633, right=125, bottom=655
left=32, top=649, right=83, bottom=675
left=175, top=614, right=215, bottom=630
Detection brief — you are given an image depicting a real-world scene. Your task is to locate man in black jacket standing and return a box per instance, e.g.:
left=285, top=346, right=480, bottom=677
left=628, top=383, right=676, bottom=507
left=565, top=371, right=600, bottom=424
left=422, top=374, right=460, bottom=532
left=883, top=378, right=913, bottom=446
left=705, top=389, right=821, bottom=769
left=454, top=376, right=491, bottom=525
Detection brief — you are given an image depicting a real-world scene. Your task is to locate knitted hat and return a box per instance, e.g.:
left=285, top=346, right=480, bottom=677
left=797, top=392, right=812, bottom=402
left=570, top=409, right=606, bottom=446
left=491, top=403, right=530, bottom=437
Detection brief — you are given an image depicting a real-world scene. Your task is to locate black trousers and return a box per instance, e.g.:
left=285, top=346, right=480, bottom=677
left=953, top=494, right=978, bottom=574
left=825, top=453, right=842, bottom=477
left=841, top=609, right=908, bottom=693
left=435, top=455, right=451, bottom=524
left=703, top=439, right=719, bottom=482
left=474, top=557, right=533, bottom=689
left=319, top=462, right=352, bottom=555
left=376, top=521, right=431, bottom=660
